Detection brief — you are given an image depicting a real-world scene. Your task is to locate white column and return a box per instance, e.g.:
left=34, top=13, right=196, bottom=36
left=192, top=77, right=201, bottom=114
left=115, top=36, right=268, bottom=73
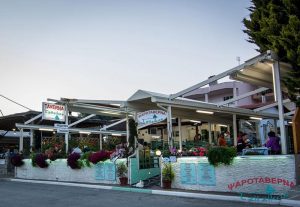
left=272, top=61, right=287, bottom=154
left=19, top=128, right=24, bottom=152
left=233, top=87, right=238, bottom=106
left=208, top=123, right=212, bottom=144
left=126, top=113, right=129, bottom=144
left=30, top=129, right=33, bottom=152
left=205, top=93, right=209, bottom=102
left=178, top=118, right=182, bottom=151
left=233, top=114, right=237, bottom=146
left=99, top=133, right=103, bottom=150
left=65, top=105, right=69, bottom=154
left=167, top=106, right=173, bottom=149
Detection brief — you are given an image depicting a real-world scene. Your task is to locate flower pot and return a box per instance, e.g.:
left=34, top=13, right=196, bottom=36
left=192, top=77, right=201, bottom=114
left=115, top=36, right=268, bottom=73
left=119, top=177, right=128, bottom=186
left=162, top=180, right=172, bottom=189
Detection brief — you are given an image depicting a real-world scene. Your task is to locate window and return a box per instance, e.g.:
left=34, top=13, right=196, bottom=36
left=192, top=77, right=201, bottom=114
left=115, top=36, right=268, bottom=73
left=223, top=96, right=233, bottom=101
left=148, top=128, right=157, bottom=135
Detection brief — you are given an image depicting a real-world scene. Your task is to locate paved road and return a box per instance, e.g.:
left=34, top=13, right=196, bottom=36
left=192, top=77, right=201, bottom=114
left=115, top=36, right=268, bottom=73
left=0, top=180, right=281, bottom=207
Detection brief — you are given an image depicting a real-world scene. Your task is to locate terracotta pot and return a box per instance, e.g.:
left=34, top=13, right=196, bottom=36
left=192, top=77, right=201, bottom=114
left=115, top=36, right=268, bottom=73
left=162, top=180, right=172, bottom=189
left=119, top=177, right=128, bottom=186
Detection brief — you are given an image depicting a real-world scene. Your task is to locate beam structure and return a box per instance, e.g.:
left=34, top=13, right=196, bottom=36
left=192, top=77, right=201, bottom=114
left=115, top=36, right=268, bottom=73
left=170, top=51, right=273, bottom=99
left=68, top=114, right=96, bottom=127
left=254, top=99, right=290, bottom=112
left=24, top=114, right=42, bottom=125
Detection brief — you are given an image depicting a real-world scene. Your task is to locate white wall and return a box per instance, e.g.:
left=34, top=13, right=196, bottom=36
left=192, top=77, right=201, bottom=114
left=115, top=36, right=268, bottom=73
left=169, top=156, right=295, bottom=195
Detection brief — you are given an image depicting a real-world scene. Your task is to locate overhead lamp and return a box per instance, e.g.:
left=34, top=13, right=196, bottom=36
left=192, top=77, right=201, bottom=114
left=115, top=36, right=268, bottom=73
left=250, top=117, right=262, bottom=120
left=190, top=120, right=201, bottom=123
left=39, top=128, right=54, bottom=132
left=218, top=124, right=228, bottom=127
left=111, top=133, right=122, bottom=136
left=289, top=122, right=293, bottom=124
left=79, top=131, right=91, bottom=135
left=196, top=110, right=214, bottom=115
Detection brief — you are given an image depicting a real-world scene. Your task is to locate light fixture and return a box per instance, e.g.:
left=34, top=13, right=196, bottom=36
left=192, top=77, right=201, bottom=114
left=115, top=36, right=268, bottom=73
left=79, top=131, right=90, bottom=135
left=289, top=122, right=293, bottom=124
left=152, top=135, right=160, bottom=139
left=53, top=131, right=56, bottom=134
left=111, top=133, right=122, bottom=136
left=190, top=120, right=201, bottom=123
left=196, top=110, right=214, bottom=115
left=250, top=117, right=262, bottom=120
left=155, top=150, right=162, bottom=156
left=218, top=124, right=228, bottom=127
left=39, top=128, right=54, bottom=132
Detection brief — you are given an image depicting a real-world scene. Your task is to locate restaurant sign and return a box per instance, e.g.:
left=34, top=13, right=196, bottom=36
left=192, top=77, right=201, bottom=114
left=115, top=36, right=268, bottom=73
left=42, top=102, right=66, bottom=122
left=137, top=110, right=167, bottom=127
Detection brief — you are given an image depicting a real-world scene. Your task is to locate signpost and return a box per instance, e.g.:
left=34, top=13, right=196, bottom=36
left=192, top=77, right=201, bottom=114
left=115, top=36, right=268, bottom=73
left=137, top=110, right=167, bottom=127
left=42, top=102, right=66, bottom=122
left=54, top=124, right=69, bottom=134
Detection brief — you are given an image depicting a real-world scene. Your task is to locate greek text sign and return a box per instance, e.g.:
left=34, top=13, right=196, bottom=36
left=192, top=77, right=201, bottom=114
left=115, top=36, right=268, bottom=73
left=42, top=102, right=65, bottom=122
left=95, top=162, right=116, bottom=181
left=137, top=110, right=167, bottom=127
left=180, top=163, right=197, bottom=185
left=198, top=163, right=216, bottom=186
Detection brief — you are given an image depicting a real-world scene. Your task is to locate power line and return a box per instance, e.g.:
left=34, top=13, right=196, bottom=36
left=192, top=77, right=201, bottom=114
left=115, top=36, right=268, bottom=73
left=0, top=94, right=33, bottom=111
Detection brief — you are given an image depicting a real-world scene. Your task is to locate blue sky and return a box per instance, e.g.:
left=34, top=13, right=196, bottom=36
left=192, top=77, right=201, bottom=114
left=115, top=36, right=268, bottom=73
left=0, top=0, right=258, bottom=115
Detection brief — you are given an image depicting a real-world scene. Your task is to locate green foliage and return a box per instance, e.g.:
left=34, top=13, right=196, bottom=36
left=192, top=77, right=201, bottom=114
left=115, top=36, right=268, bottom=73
left=207, top=147, right=237, bottom=166
left=243, top=0, right=300, bottom=106
left=30, top=153, right=37, bottom=167
left=162, top=163, right=175, bottom=181
left=116, top=162, right=127, bottom=177
left=80, top=151, right=92, bottom=167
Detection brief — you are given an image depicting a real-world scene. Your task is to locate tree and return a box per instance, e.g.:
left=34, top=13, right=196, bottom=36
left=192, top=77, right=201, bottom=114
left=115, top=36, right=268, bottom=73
left=243, top=0, right=300, bottom=106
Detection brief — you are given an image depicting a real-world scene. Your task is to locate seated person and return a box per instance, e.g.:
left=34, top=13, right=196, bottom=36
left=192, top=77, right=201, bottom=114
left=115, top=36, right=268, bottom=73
left=218, top=133, right=227, bottom=146
left=264, top=131, right=281, bottom=154
left=237, top=133, right=251, bottom=153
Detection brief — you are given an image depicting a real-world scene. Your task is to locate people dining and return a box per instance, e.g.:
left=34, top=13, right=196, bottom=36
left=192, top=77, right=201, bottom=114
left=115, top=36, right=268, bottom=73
left=264, top=131, right=281, bottom=154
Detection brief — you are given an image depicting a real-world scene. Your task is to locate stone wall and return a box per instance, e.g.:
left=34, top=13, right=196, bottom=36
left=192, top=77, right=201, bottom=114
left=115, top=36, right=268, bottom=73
left=0, top=158, right=14, bottom=177
left=169, top=155, right=295, bottom=195
left=16, top=159, right=126, bottom=184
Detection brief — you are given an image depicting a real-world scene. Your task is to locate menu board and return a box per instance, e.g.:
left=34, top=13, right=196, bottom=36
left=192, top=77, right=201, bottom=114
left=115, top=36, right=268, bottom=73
left=104, top=163, right=116, bottom=181
left=180, top=163, right=197, bottom=185
left=95, top=163, right=105, bottom=180
left=198, top=163, right=216, bottom=186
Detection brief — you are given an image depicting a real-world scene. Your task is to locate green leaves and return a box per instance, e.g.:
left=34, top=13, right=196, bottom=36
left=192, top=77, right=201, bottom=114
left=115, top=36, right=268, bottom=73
left=243, top=0, right=300, bottom=105
left=207, top=147, right=237, bottom=167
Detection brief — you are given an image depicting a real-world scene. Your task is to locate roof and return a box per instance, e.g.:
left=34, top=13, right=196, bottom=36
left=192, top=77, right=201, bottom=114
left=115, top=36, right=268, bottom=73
left=230, top=60, right=293, bottom=92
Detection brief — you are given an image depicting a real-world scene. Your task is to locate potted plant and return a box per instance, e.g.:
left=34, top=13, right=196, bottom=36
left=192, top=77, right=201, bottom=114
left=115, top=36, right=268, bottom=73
left=162, top=163, right=175, bottom=189
left=117, top=162, right=128, bottom=186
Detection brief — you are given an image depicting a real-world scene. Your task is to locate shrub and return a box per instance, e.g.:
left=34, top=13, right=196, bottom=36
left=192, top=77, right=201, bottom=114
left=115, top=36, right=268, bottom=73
left=162, top=163, right=175, bottom=181
left=80, top=151, right=92, bottom=167
left=116, top=162, right=127, bottom=177
left=10, top=154, right=24, bottom=167
left=88, top=150, right=111, bottom=164
left=35, top=153, right=49, bottom=168
left=207, top=147, right=237, bottom=166
left=67, top=153, right=82, bottom=169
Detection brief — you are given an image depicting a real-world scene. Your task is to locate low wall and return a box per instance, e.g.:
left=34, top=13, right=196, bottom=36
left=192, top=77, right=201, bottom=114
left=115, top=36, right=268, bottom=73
left=0, top=158, right=14, bottom=177
left=16, top=159, right=126, bottom=184
left=169, top=155, right=296, bottom=195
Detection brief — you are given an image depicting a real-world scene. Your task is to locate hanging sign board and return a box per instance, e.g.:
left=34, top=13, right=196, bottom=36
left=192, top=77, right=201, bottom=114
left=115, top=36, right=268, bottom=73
left=137, top=110, right=167, bottom=127
left=54, top=124, right=69, bottom=133
left=42, top=102, right=66, bottom=122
